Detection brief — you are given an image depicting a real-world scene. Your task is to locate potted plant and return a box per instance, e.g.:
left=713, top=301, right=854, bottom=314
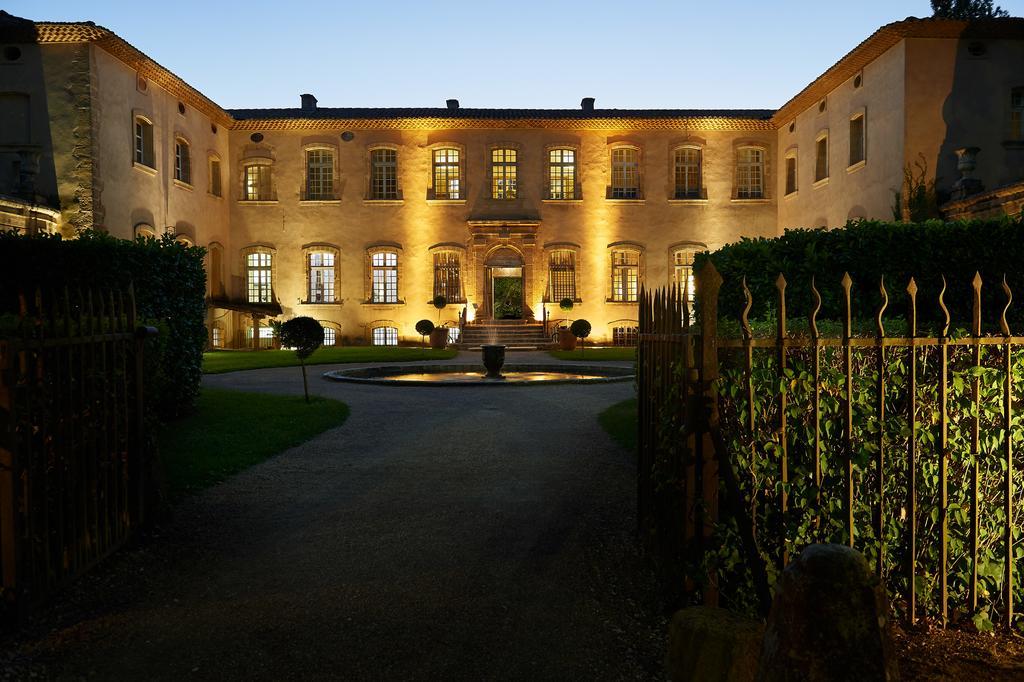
left=570, top=319, right=592, bottom=358
left=558, top=297, right=576, bottom=350
left=429, top=295, right=449, bottom=349
left=278, top=316, right=324, bottom=403
left=415, top=319, right=434, bottom=348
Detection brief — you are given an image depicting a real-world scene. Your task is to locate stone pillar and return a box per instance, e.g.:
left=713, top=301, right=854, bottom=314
left=952, top=147, right=984, bottom=200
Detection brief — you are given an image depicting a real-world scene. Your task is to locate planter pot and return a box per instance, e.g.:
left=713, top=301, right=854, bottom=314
left=558, top=328, right=577, bottom=351
left=429, top=327, right=449, bottom=349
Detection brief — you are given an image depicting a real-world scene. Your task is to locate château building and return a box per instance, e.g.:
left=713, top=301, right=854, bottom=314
left=1, top=12, right=1023, bottom=346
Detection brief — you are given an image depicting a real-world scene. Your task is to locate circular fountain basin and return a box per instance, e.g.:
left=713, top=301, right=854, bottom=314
left=322, top=364, right=634, bottom=386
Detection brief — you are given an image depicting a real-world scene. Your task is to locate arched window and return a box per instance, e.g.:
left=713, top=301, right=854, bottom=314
left=319, top=321, right=341, bottom=346
left=548, top=148, right=577, bottom=200
left=369, top=250, right=399, bottom=303
left=609, top=321, right=639, bottom=346
left=134, top=223, right=157, bottom=239
left=243, top=247, right=275, bottom=303
left=174, top=137, right=192, bottom=185
left=208, top=155, right=223, bottom=197
left=305, top=247, right=340, bottom=303
left=610, top=146, right=640, bottom=199
left=548, top=249, right=577, bottom=302
left=609, top=246, right=642, bottom=302
left=433, top=251, right=463, bottom=302
left=242, top=159, right=274, bottom=201
left=371, top=326, right=398, bottom=346
left=670, top=243, right=705, bottom=315
left=814, top=132, right=829, bottom=183
left=208, top=242, right=225, bottom=298
left=133, top=115, right=155, bottom=168
left=432, top=148, right=462, bottom=200
left=673, top=147, right=702, bottom=199
left=785, top=151, right=798, bottom=196
left=736, top=147, right=765, bottom=199
left=491, top=148, right=518, bottom=199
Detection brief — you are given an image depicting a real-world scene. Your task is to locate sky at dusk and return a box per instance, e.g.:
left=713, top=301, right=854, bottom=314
left=12, top=0, right=1024, bottom=111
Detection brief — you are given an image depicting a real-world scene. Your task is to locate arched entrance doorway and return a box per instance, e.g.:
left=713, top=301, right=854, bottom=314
left=484, top=247, right=524, bottom=319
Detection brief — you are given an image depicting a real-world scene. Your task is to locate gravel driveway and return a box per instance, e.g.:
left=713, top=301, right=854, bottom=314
left=5, top=353, right=666, bottom=681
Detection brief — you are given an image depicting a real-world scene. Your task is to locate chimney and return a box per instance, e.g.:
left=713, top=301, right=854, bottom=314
left=581, top=97, right=595, bottom=112
left=300, top=93, right=317, bottom=112
left=446, top=98, right=460, bottom=110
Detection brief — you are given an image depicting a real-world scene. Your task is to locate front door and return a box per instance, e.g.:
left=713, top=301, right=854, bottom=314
left=491, top=267, right=523, bottom=319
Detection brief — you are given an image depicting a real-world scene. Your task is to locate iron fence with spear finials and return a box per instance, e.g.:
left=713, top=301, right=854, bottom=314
left=638, top=262, right=1024, bottom=630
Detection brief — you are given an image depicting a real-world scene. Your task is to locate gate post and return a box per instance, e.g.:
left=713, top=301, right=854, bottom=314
left=696, top=261, right=722, bottom=605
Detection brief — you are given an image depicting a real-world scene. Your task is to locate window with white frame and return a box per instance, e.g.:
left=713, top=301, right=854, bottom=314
left=305, top=149, right=334, bottom=200
left=308, top=251, right=336, bottom=303
left=548, top=148, right=577, bottom=199
left=815, top=134, right=829, bottom=182
left=371, top=251, right=398, bottom=303
left=612, top=325, right=638, bottom=346
left=134, top=116, right=154, bottom=168
left=673, top=147, right=701, bottom=199
left=1012, top=87, right=1024, bottom=140
left=432, top=148, right=461, bottom=200
left=491, top=148, right=517, bottom=199
left=372, top=326, right=398, bottom=346
left=849, top=114, right=865, bottom=167
left=246, top=251, right=273, bottom=303
left=610, top=249, right=640, bottom=302
left=211, top=326, right=223, bottom=348
left=247, top=326, right=276, bottom=349
left=243, top=163, right=273, bottom=201
left=785, top=153, right=798, bottom=195
left=610, top=147, right=640, bottom=198
left=370, top=148, right=398, bottom=199
left=548, top=250, right=576, bottom=302
left=736, top=147, right=764, bottom=198
left=322, top=326, right=336, bottom=346
left=174, top=138, right=191, bottom=184
left=209, top=157, right=222, bottom=197
left=672, top=248, right=698, bottom=300
left=433, top=251, right=462, bottom=302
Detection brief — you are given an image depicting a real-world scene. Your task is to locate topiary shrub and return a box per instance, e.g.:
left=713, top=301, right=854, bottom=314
left=415, top=319, right=434, bottom=347
left=570, top=319, right=591, bottom=356
left=432, top=295, right=447, bottom=323
left=279, top=316, right=324, bottom=403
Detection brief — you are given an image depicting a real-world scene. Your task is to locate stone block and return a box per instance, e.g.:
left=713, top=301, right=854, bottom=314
left=666, top=605, right=764, bottom=682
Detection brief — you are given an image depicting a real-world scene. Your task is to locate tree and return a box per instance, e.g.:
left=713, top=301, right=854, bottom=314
left=930, top=0, right=1008, bottom=18
left=432, top=295, right=447, bottom=324
left=415, top=319, right=434, bottom=348
left=570, top=319, right=592, bottom=358
left=279, top=316, right=324, bottom=403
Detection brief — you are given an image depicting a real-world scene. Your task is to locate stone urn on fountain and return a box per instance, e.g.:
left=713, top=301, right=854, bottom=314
left=481, top=344, right=506, bottom=379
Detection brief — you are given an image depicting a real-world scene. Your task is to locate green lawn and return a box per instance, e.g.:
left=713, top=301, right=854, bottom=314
left=203, top=346, right=458, bottom=374
left=599, top=398, right=638, bottom=452
left=548, top=347, right=636, bottom=362
left=157, top=388, right=350, bottom=499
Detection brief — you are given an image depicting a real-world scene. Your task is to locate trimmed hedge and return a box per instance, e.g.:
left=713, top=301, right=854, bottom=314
left=0, top=230, right=207, bottom=420
left=697, top=217, right=1024, bottom=331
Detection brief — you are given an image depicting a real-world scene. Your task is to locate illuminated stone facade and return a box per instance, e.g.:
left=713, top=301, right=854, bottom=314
left=2, top=13, right=1023, bottom=345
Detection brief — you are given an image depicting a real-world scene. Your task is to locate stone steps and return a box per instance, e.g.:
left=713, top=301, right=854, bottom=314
left=456, top=320, right=556, bottom=349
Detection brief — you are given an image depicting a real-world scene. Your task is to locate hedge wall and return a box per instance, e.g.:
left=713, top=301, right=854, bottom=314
left=697, top=217, right=1024, bottom=331
left=0, top=230, right=207, bottom=420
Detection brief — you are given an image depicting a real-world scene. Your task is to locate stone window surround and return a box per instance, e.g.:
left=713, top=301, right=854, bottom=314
left=541, top=241, right=583, bottom=304
left=302, top=242, right=342, bottom=305
left=606, top=141, right=644, bottom=201
left=363, top=242, right=404, bottom=305
left=784, top=145, right=799, bottom=197
left=131, top=109, right=156, bottom=173
left=813, top=129, right=829, bottom=187
left=173, top=132, right=192, bottom=188
left=606, top=241, right=645, bottom=302
left=607, top=318, right=640, bottom=345
left=668, top=137, right=707, bottom=201
left=207, top=241, right=225, bottom=298
left=367, top=319, right=401, bottom=345
left=300, top=141, right=340, bottom=202
left=543, top=141, right=582, bottom=202
left=364, top=142, right=403, bottom=202
left=239, top=243, right=278, bottom=303
left=732, top=139, right=770, bottom=201
left=847, top=107, right=867, bottom=172
left=488, top=142, right=521, bottom=201
left=318, top=319, right=342, bottom=345
left=667, top=240, right=706, bottom=283
left=207, top=151, right=223, bottom=198
left=238, top=148, right=277, bottom=203
left=426, top=142, right=467, bottom=202
left=427, top=242, right=467, bottom=304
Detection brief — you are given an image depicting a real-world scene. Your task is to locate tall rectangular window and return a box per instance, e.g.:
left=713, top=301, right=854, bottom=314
left=370, top=148, right=398, bottom=200
left=306, top=149, right=334, bottom=200
left=308, top=251, right=336, bottom=303
left=672, top=249, right=696, bottom=298
left=611, top=250, right=639, bottom=302
left=736, top=148, right=764, bottom=199
left=548, top=250, right=576, bottom=302
left=491, top=148, right=517, bottom=199
left=211, top=326, right=223, bottom=348
left=134, top=117, right=154, bottom=168
left=209, top=158, right=222, bottom=197
left=673, top=148, right=701, bottom=199
left=785, top=155, right=798, bottom=195
left=1012, top=87, right=1024, bottom=140
left=244, top=164, right=272, bottom=201
left=433, top=251, right=462, bottom=302
left=371, top=251, right=398, bottom=303
left=548, top=149, right=576, bottom=199
left=432, top=148, right=461, bottom=199
left=322, top=327, right=336, bottom=346
left=174, top=139, right=191, bottom=184
left=849, top=114, right=865, bottom=166
left=815, top=135, right=829, bottom=182
left=246, top=252, right=273, bottom=303
left=610, top=147, right=640, bottom=198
